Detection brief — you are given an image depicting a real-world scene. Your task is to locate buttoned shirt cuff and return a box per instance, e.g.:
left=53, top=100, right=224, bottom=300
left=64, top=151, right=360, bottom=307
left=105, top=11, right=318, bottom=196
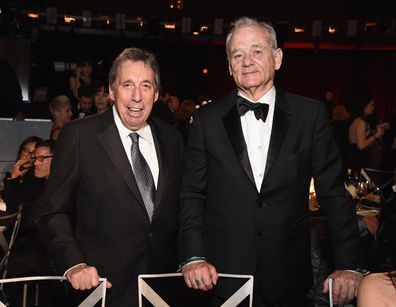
left=346, top=269, right=370, bottom=276
left=63, top=263, right=87, bottom=277
left=177, top=256, right=206, bottom=272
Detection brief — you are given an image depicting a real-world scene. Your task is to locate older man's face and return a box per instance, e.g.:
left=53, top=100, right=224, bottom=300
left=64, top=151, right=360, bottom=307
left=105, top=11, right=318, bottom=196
left=110, top=60, right=158, bottom=131
left=228, top=25, right=282, bottom=98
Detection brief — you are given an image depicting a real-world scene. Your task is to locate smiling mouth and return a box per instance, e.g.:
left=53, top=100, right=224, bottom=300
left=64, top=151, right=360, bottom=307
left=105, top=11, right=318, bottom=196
left=242, top=70, right=258, bottom=75
left=127, top=106, right=143, bottom=113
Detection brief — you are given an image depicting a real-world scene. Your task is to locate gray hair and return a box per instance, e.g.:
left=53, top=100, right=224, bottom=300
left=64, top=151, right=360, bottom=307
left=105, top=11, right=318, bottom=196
left=109, top=47, right=160, bottom=92
left=49, top=95, right=71, bottom=117
left=225, top=17, right=278, bottom=60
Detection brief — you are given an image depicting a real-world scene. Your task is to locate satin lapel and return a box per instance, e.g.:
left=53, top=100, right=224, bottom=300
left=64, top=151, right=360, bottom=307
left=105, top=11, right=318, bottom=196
left=222, top=100, right=255, bottom=186
left=262, top=90, right=291, bottom=183
left=149, top=118, right=168, bottom=214
left=97, top=113, right=145, bottom=209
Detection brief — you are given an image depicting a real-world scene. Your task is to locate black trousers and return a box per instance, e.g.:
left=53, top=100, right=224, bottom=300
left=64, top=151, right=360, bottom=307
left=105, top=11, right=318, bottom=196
left=252, top=273, right=312, bottom=307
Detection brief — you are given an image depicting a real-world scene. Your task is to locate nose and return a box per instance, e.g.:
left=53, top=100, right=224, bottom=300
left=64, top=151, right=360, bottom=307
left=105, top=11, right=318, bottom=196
left=131, top=87, right=142, bottom=102
left=242, top=53, right=254, bottom=66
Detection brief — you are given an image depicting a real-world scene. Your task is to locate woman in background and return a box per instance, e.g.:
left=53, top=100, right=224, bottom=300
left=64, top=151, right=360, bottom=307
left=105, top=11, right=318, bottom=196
left=2, top=136, right=43, bottom=213
left=347, top=96, right=387, bottom=176
left=69, top=55, right=95, bottom=101
left=93, top=82, right=111, bottom=114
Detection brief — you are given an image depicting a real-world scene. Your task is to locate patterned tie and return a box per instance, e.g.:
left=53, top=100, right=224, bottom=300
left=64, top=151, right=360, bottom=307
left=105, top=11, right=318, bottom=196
left=129, top=132, right=155, bottom=221
left=237, top=97, right=269, bottom=122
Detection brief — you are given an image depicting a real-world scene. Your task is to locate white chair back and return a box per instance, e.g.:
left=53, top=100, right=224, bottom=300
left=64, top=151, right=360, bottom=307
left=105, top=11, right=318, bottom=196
left=0, top=276, right=107, bottom=307
left=138, top=272, right=253, bottom=307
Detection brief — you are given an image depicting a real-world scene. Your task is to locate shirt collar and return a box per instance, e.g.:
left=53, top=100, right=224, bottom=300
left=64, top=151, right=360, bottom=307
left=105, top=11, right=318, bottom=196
left=112, top=105, right=154, bottom=144
left=237, top=86, right=276, bottom=107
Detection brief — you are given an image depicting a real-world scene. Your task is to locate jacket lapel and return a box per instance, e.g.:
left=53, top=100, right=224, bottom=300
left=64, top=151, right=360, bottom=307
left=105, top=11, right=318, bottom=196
left=97, top=110, right=146, bottom=210
left=262, top=89, right=291, bottom=186
left=149, top=118, right=169, bottom=214
left=222, top=92, right=255, bottom=186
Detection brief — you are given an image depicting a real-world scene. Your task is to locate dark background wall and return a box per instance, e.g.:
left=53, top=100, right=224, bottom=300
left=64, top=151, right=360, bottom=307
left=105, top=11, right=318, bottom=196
left=29, top=29, right=396, bottom=120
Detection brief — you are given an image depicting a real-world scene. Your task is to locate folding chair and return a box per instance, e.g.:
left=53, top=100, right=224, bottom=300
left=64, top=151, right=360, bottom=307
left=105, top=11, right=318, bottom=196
left=138, top=272, right=254, bottom=307
left=0, top=276, right=107, bottom=307
left=0, top=206, right=23, bottom=280
left=0, top=206, right=23, bottom=304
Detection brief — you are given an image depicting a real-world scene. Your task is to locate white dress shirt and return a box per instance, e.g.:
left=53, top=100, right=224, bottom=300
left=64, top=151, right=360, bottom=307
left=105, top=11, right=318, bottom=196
left=113, top=106, right=159, bottom=188
left=239, top=86, right=276, bottom=191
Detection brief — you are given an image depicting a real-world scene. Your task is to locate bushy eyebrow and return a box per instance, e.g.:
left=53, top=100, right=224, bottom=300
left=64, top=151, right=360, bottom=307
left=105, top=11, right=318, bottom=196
left=230, top=43, right=265, bottom=53
left=120, top=79, right=154, bottom=85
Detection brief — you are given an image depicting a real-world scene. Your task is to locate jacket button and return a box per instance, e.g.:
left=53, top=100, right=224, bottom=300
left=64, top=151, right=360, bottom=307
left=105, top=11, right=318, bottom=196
left=257, top=231, right=264, bottom=237
left=148, top=232, right=154, bottom=238
left=258, top=202, right=266, bottom=208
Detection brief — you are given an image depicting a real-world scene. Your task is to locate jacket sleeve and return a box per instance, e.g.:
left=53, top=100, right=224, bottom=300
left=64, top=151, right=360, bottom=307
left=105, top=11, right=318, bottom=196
left=312, top=103, right=363, bottom=269
left=34, top=124, right=85, bottom=274
left=178, top=111, right=208, bottom=264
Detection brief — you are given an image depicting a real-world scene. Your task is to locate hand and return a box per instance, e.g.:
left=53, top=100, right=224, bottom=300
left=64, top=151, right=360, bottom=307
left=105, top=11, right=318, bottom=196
left=10, top=158, right=31, bottom=179
left=362, top=215, right=379, bottom=236
left=195, top=100, right=212, bottom=110
left=374, top=127, right=385, bottom=139
left=323, top=270, right=363, bottom=306
left=377, top=122, right=390, bottom=130
left=181, top=261, right=218, bottom=291
left=190, top=100, right=212, bottom=123
left=66, top=264, right=112, bottom=290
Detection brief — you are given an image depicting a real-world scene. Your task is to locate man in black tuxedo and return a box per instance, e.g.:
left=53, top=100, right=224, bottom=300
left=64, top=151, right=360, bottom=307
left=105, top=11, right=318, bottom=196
left=35, top=48, right=183, bottom=306
left=178, top=17, right=365, bottom=306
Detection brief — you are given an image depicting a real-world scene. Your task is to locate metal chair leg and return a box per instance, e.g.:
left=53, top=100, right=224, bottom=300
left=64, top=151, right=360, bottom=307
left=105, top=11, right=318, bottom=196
left=22, top=283, right=27, bottom=307
left=34, top=282, right=39, bottom=306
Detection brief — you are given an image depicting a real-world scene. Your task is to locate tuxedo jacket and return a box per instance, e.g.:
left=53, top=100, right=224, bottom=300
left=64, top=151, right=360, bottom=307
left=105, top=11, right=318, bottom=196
left=35, top=109, right=183, bottom=307
left=178, top=88, right=361, bottom=304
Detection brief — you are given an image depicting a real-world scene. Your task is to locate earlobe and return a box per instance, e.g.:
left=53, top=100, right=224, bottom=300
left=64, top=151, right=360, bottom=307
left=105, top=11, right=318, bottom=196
left=154, top=91, right=159, bottom=102
left=275, top=48, right=283, bottom=70
left=109, top=87, right=115, bottom=101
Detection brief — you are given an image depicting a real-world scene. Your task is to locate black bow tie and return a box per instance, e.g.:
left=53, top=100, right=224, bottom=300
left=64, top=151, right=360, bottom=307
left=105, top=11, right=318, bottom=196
left=237, top=97, right=269, bottom=122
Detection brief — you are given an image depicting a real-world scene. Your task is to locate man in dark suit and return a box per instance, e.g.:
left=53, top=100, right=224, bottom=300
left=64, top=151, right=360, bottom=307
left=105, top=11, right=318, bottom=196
left=34, top=48, right=183, bottom=306
left=178, top=17, right=365, bottom=306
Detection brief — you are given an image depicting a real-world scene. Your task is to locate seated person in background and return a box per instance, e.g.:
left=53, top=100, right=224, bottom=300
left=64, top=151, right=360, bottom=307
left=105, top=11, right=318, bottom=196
left=357, top=270, right=396, bottom=307
left=21, top=139, right=55, bottom=232
left=2, top=136, right=43, bottom=214
left=48, top=95, right=73, bottom=141
left=69, top=55, right=95, bottom=102
left=76, top=85, right=95, bottom=118
left=6, top=139, right=68, bottom=306
left=93, top=82, right=111, bottom=114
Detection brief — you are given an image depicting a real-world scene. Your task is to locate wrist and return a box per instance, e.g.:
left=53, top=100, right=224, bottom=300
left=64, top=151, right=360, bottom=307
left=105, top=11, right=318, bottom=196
left=178, top=256, right=206, bottom=272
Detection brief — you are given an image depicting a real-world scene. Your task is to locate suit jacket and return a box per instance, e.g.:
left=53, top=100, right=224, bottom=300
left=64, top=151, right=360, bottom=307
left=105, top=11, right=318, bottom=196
left=178, top=88, right=361, bottom=304
left=35, top=108, right=183, bottom=306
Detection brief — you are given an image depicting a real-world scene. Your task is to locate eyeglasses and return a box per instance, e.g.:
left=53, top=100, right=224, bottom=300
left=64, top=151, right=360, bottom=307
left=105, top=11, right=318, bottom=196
left=22, top=148, right=35, bottom=156
left=33, top=155, right=53, bottom=162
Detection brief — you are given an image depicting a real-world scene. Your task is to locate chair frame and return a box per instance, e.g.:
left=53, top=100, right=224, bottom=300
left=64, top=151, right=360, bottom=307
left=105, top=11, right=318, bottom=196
left=0, top=205, right=23, bottom=304
left=138, top=272, right=254, bottom=307
left=0, top=206, right=23, bottom=279
left=0, top=276, right=107, bottom=307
